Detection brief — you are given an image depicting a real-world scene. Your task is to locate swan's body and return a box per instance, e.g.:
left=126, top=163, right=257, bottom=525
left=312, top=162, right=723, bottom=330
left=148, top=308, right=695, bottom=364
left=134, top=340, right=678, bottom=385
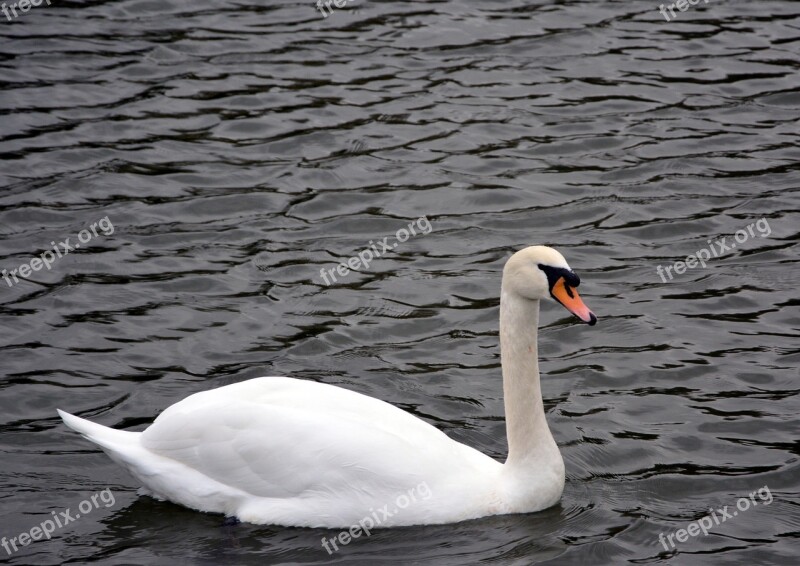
left=59, top=246, right=596, bottom=528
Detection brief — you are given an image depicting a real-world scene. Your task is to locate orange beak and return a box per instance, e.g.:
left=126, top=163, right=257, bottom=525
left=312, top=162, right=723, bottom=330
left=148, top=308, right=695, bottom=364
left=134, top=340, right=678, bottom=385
left=551, top=277, right=597, bottom=325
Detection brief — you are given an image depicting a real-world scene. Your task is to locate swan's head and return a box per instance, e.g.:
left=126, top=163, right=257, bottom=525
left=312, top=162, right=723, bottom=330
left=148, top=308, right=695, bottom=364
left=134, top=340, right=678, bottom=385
left=503, top=245, right=597, bottom=325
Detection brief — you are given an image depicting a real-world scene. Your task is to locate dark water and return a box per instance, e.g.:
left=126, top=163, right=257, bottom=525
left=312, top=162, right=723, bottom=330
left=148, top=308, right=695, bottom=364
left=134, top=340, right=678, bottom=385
left=1, top=0, right=799, bottom=564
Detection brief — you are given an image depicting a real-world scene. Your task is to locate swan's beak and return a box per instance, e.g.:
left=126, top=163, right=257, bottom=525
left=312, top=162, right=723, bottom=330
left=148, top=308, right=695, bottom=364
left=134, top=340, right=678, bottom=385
left=551, top=277, right=597, bottom=326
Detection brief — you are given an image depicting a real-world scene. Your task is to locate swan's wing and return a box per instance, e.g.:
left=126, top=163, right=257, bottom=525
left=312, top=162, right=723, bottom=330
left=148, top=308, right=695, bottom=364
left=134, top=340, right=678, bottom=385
left=140, top=377, right=487, bottom=498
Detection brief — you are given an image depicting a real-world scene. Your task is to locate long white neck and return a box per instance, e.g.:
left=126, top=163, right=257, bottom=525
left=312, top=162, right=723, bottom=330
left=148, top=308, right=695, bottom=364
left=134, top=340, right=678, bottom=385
left=499, top=288, right=557, bottom=469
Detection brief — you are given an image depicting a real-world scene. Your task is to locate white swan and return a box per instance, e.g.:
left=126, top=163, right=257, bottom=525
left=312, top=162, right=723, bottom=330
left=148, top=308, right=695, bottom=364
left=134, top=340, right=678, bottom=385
left=58, top=245, right=596, bottom=528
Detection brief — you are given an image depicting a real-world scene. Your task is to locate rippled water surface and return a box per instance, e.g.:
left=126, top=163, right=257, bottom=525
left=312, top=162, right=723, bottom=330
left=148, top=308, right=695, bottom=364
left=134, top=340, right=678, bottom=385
left=1, top=0, right=799, bottom=564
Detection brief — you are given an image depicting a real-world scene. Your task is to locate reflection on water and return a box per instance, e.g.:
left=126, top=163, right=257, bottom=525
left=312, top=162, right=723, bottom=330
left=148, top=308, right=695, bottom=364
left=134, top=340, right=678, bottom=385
left=0, top=0, right=798, bottom=564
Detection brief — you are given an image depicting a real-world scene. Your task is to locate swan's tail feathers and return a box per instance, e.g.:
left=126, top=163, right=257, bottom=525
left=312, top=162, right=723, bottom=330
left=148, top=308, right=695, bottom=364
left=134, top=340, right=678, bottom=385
left=57, top=409, right=141, bottom=455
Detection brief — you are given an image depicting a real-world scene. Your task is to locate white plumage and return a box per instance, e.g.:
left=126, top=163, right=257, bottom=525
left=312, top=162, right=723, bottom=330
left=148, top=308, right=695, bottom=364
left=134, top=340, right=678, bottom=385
left=59, top=245, right=596, bottom=527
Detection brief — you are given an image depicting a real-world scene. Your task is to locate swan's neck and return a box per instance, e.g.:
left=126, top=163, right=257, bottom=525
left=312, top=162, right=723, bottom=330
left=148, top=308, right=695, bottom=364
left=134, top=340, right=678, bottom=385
left=499, top=289, right=557, bottom=469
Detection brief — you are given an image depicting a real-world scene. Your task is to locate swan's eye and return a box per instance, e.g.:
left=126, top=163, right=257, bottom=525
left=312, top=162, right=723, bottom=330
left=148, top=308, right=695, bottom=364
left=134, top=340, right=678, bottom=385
left=537, top=264, right=580, bottom=289
left=564, top=271, right=580, bottom=287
